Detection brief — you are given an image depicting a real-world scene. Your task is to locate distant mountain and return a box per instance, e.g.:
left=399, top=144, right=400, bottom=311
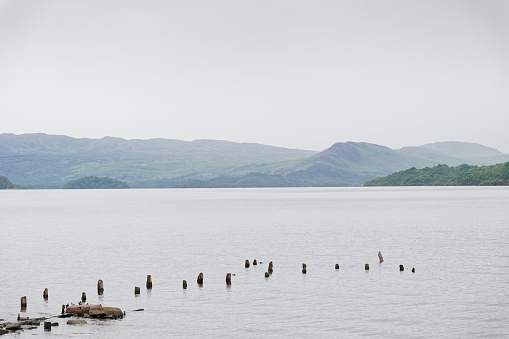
left=1, top=134, right=508, bottom=188
left=267, top=142, right=436, bottom=186
left=0, top=133, right=316, bottom=188
left=397, top=142, right=509, bottom=166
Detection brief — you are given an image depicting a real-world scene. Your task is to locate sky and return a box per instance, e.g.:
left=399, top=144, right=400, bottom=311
left=0, top=0, right=508, bottom=152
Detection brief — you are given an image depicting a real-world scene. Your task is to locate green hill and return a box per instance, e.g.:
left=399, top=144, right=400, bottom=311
left=364, top=162, right=509, bottom=186
left=0, top=175, right=16, bottom=189
left=63, top=176, right=129, bottom=189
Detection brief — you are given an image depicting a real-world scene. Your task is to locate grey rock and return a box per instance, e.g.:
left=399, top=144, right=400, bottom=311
left=4, top=322, right=20, bottom=331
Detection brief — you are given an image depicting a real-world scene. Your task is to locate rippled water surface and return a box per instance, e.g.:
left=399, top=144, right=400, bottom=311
left=1, top=187, right=508, bottom=338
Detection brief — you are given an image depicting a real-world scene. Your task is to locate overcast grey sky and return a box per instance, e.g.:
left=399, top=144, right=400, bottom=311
left=1, top=0, right=508, bottom=152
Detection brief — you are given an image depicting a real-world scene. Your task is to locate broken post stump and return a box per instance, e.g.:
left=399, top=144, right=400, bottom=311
left=134, top=286, right=140, bottom=295
left=302, top=263, right=307, bottom=274
left=61, top=304, right=66, bottom=315
left=378, top=251, right=384, bottom=263
left=183, top=280, right=187, bottom=289
left=44, top=321, right=51, bottom=331
left=98, top=280, right=104, bottom=294
left=335, top=263, right=339, bottom=269
left=365, top=264, right=370, bottom=270
left=146, top=275, right=152, bottom=289
left=21, top=296, right=27, bottom=311
left=268, top=265, right=273, bottom=274
left=81, top=292, right=86, bottom=303
left=253, top=259, right=257, bottom=265
left=400, top=264, right=404, bottom=271
left=43, top=288, right=48, bottom=300
left=245, top=260, right=250, bottom=268
left=412, top=267, right=415, bottom=273
left=265, top=272, right=269, bottom=278
left=226, top=273, right=231, bottom=285
left=197, top=272, right=203, bottom=285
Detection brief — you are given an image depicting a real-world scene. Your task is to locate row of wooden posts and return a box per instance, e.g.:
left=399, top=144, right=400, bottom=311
left=19, top=252, right=414, bottom=310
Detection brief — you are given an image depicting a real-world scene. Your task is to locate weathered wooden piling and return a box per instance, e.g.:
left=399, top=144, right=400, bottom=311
left=21, top=296, right=27, bottom=311
left=365, top=263, right=370, bottom=270
left=44, top=321, right=51, bottom=331
left=265, top=272, right=269, bottom=278
left=197, top=272, right=204, bottom=285
left=146, top=275, right=152, bottom=289
left=245, top=260, right=250, bottom=268
left=183, top=280, right=187, bottom=289
left=134, top=286, right=140, bottom=295
left=253, top=259, right=257, bottom=265
left=43, top=288, right=48, bottom=300
left=81, top=292, right=86, bottom=303
left=302, top=263, right=307, bottom=274
left=226, top=273, right=232, bottom=285
left=61, top=304, right=66, bottom=315
left=378, top=251, right=384, bottom=263
left=412, top=267, right=415, bottom=273
left=98, top=280, right=104, bottom=294
left=400, top=265, right=404, bottom=271
left=268, top=264, right=273, bottom=274
left=335, top=263, right=339, bottom=269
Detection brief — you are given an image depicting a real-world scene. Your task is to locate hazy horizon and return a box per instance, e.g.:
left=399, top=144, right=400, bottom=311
left=1, top=1, right=508, bottom=152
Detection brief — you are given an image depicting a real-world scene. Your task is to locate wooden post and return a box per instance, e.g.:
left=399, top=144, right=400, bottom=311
left=61, top=304, right=66, bottom=315
left=183, top=280, right=187, bottom=289
left=268, top=265, right=273, bottom=274
left=365, top=263, right=370, bottom=270
left=43, top=288, right=48, bottom=300
left=81, top=292, right=86, bottom=303
left=378, top=251, right=384, bottom=263
left=21, top=296, right=27, bottom=311
left=245, top=260, right=250, bottom=268
left=265, top=272, right=270, bottom=278
left=134, top=286, right=140, bottom=295
left=146, top=275, right=152, bottom=289
left=412, top=267, right=415, bottom=273
left=226, top=273, right=231, bottom=285
left=335, top=263, right=339, bottom=269
left=197, top=272, right=203, bottom=285
left=400, top=265, right=404, bottom=271
left=98, top=280, right=104, bottom=295
left=302, top=263, right=307, bottom=274
left=44, top=321, right=51, bottom=331
left=253, top=259, right=257, bottom=265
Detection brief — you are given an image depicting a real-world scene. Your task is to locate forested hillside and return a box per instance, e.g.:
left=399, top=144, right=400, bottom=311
left=364, top=162, right=509, bottom=186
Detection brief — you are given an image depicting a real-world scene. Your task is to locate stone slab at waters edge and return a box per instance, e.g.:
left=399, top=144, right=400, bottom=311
left=66, top=304, right=102, bottom=316
left=88, top=307, right=124, bottom=319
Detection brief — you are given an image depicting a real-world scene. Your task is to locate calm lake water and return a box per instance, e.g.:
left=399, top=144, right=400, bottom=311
left=0, top=187, right=508, bottom=338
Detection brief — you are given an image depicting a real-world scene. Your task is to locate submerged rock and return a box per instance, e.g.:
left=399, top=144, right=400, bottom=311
left=67, top=319, right=87, bottom=325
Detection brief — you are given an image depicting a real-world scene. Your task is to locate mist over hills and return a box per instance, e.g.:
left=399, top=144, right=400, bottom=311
left=1, top=133, right=508, bottom=188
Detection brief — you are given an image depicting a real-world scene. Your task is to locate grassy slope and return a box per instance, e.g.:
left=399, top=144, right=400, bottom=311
left=0, top=134, right=316, bottom=187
